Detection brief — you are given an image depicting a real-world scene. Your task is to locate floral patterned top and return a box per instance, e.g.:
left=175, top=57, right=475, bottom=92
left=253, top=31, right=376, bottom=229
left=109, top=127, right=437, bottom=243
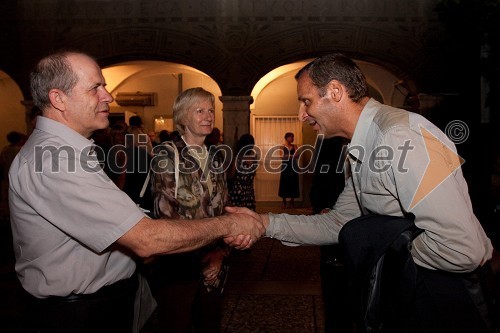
left=147, top=137, right=230, bottom=289
left=151, top=137, right=229, bottom=220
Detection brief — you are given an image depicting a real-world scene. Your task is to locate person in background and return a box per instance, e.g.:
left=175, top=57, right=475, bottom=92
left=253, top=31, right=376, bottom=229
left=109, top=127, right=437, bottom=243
left=204, top=127, right=222, bottom=148
left=309, top=135, right=351, bottom=333
left=0, top=131, right=26, bottom=218
left=227, top=53, right=497, bottom=333
left=169, top=130, right=181, bottom=141
left=28, top=106, right=43, bottom=132
left=228, top=133, right=258, bottom=211
left=158, top=129, right=170, bottom=144
left=148, top=129, right=159, bottom=146
left=147, top=87, right=231, bottom=333
left=127, top=115, right=153, bottom=155
left=107, top=120, right=129, bottom=189
left=123, top=115, right=152, bottom=204
left=8, top=51, right=264, bottom=333
left=91, top=127, right=112, bottom=170
left=278, top=132, right=300, bottom=209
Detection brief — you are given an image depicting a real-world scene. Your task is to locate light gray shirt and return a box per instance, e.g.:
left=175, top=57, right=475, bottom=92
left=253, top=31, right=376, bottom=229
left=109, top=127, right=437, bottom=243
left=9, top=116, right=145, bottom=298
left=267, top=98, right=493, bottom=273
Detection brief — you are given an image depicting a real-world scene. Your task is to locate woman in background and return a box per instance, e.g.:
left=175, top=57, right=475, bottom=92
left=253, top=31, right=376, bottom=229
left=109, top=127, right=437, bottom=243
left=278, top=132, right=300, bottom=208
left=107, top=121, right=128, bottom=190
left=228, top=134, right=258, bottom=211
left=0, top=131, right=26, bottom=217
left=123, top=115, right=152, bottom=203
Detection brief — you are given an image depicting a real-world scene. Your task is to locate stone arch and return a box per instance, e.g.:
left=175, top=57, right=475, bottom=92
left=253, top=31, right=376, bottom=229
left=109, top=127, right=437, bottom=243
left=100, top=60, right=223, bottom=132
left=240, top=24, right=423, bottom=95
left=61, top=27, right=230, bottom=91
left=57, top=24, right=422, bottom=98
left=0, top=70, right=28, bottom=147
left=250, top=58, right=413, bottom=112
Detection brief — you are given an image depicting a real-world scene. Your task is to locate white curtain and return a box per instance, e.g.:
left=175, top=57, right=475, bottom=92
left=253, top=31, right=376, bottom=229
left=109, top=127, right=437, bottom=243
left=251, top=116, right=303, bottom=201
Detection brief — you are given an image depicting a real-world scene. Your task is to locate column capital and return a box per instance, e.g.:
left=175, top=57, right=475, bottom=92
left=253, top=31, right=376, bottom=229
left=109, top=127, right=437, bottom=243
left=219, top=95, right=254, bottom=102
left=219, top=95, right=254, bottom=111
left=219, top=95, right=253, bottom=149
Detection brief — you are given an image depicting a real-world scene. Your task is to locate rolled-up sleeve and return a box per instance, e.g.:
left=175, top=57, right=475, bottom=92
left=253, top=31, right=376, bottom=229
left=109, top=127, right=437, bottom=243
left=266, top=179, right=361, bottom=246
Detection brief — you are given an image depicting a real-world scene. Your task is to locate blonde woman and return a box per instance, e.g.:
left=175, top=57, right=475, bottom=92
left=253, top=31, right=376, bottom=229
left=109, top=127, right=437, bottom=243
left=147, top=87, right=230, bottom=333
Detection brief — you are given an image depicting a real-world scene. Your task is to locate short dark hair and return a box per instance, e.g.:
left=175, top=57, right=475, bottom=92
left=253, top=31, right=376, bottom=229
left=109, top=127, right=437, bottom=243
left=30, top=52, right=81, bottom=110
left=159, top=130, right=170, bottom=143
left=236, top=134, right=255, bottom=153
left=6, top=131, right=25, bottom=145
left=295, top=53, right=369, bottom=102
left=129, top=116, right=143, bottom=127
left=284, top=132, right=294, bottom=139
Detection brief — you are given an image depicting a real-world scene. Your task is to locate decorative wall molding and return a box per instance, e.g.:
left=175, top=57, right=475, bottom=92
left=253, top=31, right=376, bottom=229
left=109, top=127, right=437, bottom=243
left=2, top=0, right=442, bottom=96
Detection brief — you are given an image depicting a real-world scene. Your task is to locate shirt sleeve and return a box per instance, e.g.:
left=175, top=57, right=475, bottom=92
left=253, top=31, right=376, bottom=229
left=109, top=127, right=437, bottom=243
left=266, top=175, right=362, bottom=245
left=382, top=126, right=493, bottom=272
left=17, top=150, right=145, bottom=253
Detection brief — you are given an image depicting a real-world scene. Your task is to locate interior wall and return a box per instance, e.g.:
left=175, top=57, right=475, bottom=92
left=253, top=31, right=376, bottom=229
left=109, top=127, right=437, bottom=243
left=358, top=61, right=406, bottom=108
left=247, top=59, right=404, bottom=205
left=252, top=73, right=300, bottom=117
left=0, top=58, right=406, bottom=155
left=250, top=72, right=313, bottom=148
left=0, top=72, right=26, bottom=148
left=102, top=62, right=223, bottom=134
left=250, top=59, right=405, bottom=150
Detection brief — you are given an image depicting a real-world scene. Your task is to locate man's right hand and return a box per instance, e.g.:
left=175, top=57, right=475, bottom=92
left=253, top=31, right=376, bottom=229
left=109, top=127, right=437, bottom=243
left=222, top=206, right=267, bottom=250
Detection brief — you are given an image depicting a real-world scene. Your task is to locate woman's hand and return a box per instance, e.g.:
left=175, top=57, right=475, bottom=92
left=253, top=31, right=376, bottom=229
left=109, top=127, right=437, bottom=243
left=223, top=206, right=267, bottom=249
left=202, top=248, right=226, bottom=285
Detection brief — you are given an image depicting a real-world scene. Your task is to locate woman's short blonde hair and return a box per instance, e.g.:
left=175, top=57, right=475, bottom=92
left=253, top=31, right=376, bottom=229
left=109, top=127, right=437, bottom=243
left=173, top=87, right=215, bottom=135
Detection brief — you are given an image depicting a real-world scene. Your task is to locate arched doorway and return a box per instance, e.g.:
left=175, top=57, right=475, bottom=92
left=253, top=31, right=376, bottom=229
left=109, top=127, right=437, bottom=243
left=0, top=71, right=26, bottom=148
left=249, top=59, right=410, bottom=203
left=101, top=61, right=223, bottom=138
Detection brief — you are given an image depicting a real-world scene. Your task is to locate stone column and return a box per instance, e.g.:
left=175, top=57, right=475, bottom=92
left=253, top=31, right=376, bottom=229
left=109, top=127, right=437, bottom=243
left=219, top=95, right=253, bottom=150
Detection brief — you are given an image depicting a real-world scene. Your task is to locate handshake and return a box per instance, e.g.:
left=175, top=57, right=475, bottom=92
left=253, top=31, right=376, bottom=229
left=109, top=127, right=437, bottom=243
left=220, top=206, right=268, bottom=250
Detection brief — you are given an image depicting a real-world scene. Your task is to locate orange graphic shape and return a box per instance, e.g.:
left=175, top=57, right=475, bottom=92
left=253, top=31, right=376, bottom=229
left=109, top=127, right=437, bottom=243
left=409, top=127, right=465, bottom=210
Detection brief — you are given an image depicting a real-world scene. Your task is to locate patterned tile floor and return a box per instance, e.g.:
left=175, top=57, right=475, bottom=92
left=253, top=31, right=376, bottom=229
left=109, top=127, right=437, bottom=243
left=221, top=239, right=324, bottom=333
left=3, top=198, right=499, bottom=333
left=219, top=203, right=325, bottom=333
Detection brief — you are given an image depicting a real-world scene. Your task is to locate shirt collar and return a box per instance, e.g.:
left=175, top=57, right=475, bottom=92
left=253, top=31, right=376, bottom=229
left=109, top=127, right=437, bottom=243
left=35, top=116, right=95, bottom=152
left=348, top=98, right=381, bottom=161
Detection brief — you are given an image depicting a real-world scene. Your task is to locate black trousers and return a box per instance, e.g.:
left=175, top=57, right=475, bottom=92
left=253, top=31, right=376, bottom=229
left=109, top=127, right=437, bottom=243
left=355, top=263, right=498, bottom=333
left=23, top=275, right=138, bottom=333
left=320, top=244, right=353, bottom=333
left=413, top=264, right=497, bottom=333
left=150, top=279, right=223, bottom=333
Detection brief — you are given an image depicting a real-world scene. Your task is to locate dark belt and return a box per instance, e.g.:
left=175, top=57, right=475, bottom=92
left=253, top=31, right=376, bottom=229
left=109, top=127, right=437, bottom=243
left=34, top=272, right=138, bottom=304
